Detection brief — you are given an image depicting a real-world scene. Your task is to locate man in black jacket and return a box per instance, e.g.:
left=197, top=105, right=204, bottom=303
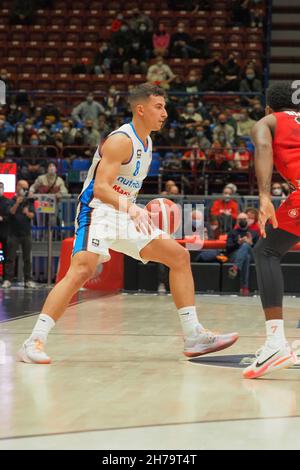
left=2, top=180, right=35, bottom=289
left=0, top=182, right=11, bottom=282
left=226, top=212, right=259, bottom=295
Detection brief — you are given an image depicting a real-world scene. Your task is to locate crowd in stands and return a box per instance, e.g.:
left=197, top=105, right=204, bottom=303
left=0, top=0, right=267, bottom=195
left=0, top=87, right=264, bottom=191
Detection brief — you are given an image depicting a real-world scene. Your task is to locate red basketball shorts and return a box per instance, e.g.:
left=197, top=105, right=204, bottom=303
left=275, top=190, right=300, bottom=236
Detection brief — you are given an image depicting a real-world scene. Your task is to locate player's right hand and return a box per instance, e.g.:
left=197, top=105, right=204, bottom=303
left=258, top=195, right=278, bottom=238
left=128, top=204, right=155, bottom=235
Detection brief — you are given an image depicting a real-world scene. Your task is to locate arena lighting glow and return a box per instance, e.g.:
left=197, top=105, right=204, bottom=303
left=0, top=163, right=17, bottom=198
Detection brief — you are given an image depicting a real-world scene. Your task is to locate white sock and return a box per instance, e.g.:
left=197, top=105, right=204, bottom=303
left=266, top=319, right=286, bottom=348
left=29, top=314, right=55, bottom=344
left=178, top=306, right=203, bottom=337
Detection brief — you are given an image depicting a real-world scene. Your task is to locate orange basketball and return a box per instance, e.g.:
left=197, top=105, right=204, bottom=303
left=146, top=198, right=182, bottom=234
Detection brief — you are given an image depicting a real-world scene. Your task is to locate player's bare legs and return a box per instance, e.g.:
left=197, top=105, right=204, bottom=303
left=17, top=251, right=99, bottom=363
left=141, top=237, right=239, bottom=357
left=141, top=236, right=194, bottom=308
left=42, top=251, right=99, bottom=321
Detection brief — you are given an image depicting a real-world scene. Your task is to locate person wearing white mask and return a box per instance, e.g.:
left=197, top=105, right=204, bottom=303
left=71, top=94, right=105, bottom=128
left=29, top=162, right=68, bottom=199
left=271, top=182, right=284, bottom=209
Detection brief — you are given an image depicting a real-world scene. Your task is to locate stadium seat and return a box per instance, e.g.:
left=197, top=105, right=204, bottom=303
left=40, top=62, right=57, bottom=75
left=74, top=77, right=92, bottom=93
left=148, top=152, right=161, bottom=177
left=72, top=159, right=91, bottom=171
left=56, top=75, right=73, bottom=91
left=36, top=77, right=54, bottom=91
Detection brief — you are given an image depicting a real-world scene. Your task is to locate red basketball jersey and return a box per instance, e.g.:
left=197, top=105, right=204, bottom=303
left=273, top=111, right=300, bottom=190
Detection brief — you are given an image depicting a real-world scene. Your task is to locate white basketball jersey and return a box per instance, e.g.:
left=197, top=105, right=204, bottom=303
left=79, top=122, right=152, bottom=208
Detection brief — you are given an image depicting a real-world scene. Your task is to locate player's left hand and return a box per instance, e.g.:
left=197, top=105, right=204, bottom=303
left=128, top=204, right=155, bottom=236
left=259, top=195, right=278, bottom=238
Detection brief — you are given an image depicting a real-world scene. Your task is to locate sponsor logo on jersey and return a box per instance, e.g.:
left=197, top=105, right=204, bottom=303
left=288, top=208, right=299, bottom=218
left=116, top=176, right=142, bottom=189
left=112, top=185, right=131, bottom=196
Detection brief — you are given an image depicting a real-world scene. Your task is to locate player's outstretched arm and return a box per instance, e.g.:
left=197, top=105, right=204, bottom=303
left=251, top=114, right=278, bottom=237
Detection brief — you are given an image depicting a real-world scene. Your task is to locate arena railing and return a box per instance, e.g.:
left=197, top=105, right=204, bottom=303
left=27, top=194, right=284, bottom=242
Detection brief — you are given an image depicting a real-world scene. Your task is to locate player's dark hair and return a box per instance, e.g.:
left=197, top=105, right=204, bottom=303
left=128, top=83, right=166, bottom=108
left=267, top=81, right=300, bottom=112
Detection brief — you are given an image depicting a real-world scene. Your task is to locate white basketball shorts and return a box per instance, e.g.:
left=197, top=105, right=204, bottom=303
left=72, top=202, right=166, bottom=263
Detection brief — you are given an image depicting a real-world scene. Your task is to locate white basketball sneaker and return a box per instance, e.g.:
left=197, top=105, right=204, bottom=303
left=17, top=339, right=51, bottom=364
left=243, top=342, right=297, bottom=379
left=183, top=325, right=239, bottom=358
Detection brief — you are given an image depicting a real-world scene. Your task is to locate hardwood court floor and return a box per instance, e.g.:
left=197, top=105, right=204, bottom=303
left=0, top=292, right=300, bottom=450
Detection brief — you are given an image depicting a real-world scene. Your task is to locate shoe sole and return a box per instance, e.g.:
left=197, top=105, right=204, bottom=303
left=243, top=353, right=297, bottom=379
left=184, top=334, right=239, bottom=358
left=16, top=350, right=51, bottom=365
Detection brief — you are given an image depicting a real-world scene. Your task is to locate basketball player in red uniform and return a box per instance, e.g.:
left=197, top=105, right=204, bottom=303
left=243, top=82, right=299, bottom=378
left=17, top=83, right=238, bottom=364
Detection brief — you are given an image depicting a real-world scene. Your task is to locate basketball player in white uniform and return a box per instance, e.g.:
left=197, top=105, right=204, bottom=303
left=18, top=83, right=238, bottom=364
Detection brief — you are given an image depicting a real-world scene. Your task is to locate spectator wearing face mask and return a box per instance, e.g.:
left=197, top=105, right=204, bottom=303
left=0, top=115, right=14, bottom=142
left=29, top=162, right=68, bottom=198
left=136, top=23, right=153, bottom=59
left=20, top=133, right=47, bottom=182
left=2, top=180, right=36, bottom=289
left=203, top=61, right=226, bottom=92
left=249, top=99, right=264, bottom=121
left=127, top=40, right=148, bottom=74
left=152, top=23, right=170, bottom=57
left=180, top=102, right=203, bottom=130
left=147, top=56, right=176, bottom=90
left=111, top=13, right=125, bottom=33
left=7, top=103, right=25, bottom=125
left=129, top=8, right=153, bottom=32
left=191, top=210, right=228, bottom=263
left=163, top=126, right=185, bottom=148
left=111, top=23, right=133, bottom=49
left=188, top=125, right=211, bottom=153
left=237, top=108, right=256, bottom=138
left=226, top=212, right=259, bottom=296
left=223, top=54, right=241, bottom=92
left=182, top=144, right=206, bottom=173
left=71, top=94, right=106, bottom=128
left=271, top=182, right=285, bottom=209
left=61, top=122, right=74, bottom=146
left=239, top=67, right=263, bottom=106
left=110, top=46, right=131, bottom=74
left=0, top=182, right=11, bottom=283
left=245, top=207, right=261, bottom=237
left=40, top=100, right=60, bottom=124
left=213, top=114, right=235, bottom=145
left=93, top=42, right=111, bottom=76
left=83, top=119, right=100, bottom=149
left=15, top=123, right=28, bottom=146
left=207, top=141, right=233, bottom=172
left=170, top=22, right=192, bottom=58
left=213, top=130, right=233, bottom=154
left=210, top=186, right=239, bottom=233
left=234, top=139, right=251, bottom=169
left=184, top=70, right=204, bottom=94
